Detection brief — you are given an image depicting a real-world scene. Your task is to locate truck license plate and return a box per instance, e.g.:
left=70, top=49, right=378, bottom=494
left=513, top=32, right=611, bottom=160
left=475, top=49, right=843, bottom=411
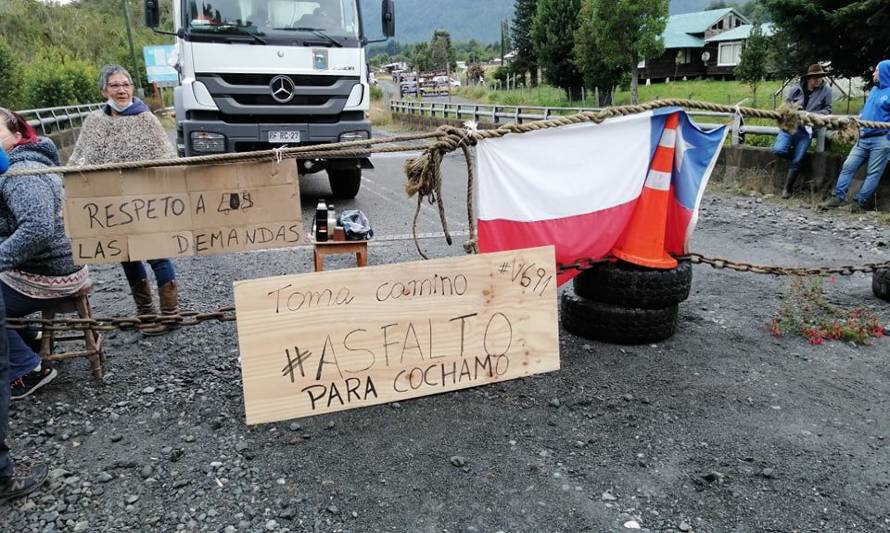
left=268, top=131, right=301, bottom=143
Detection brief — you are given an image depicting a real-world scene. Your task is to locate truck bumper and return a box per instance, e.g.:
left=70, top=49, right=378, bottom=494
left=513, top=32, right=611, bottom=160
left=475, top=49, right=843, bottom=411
left=180, top=118, right=372, bottom=158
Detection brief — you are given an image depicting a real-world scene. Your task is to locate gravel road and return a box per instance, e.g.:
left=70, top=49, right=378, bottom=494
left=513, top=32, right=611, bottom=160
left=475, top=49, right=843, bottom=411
left=4, top=137, right=890, bottom=532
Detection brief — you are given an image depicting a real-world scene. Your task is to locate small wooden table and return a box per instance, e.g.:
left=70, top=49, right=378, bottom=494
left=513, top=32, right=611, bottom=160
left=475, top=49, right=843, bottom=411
left=313, top=239, right=369, bottom=272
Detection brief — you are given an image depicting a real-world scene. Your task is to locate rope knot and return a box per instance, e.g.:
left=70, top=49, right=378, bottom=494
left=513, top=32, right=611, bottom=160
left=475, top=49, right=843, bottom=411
left=777, top=102, right=803, bottom=134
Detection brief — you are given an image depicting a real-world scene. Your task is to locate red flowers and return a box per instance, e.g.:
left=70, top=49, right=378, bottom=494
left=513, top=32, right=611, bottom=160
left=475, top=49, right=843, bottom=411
left=770, top=277, right=885, bottom=345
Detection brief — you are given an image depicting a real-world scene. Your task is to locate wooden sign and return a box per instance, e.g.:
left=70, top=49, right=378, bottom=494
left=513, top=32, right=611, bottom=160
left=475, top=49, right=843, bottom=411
left=63, top=160, right=303, bottom=264
left=234, top=246, right=560, bottom=424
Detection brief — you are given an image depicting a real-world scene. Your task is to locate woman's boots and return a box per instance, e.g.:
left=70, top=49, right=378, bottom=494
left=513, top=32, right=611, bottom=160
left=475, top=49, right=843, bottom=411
left=159, top=281, right=179, bottom=316
left=130, top=279, right=156, bottom=315
left=129, top=279, right=180, bottom=335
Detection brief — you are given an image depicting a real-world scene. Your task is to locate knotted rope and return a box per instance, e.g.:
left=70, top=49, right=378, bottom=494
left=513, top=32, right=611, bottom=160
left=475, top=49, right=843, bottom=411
left=401, top=99, right=890, bottom=257
left=7, top=99, right=890, bottom=258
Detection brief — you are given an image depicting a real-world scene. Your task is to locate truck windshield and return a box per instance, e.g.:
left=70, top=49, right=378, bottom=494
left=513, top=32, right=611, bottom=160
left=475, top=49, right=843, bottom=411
left=186, top=0, right=360, bottom=41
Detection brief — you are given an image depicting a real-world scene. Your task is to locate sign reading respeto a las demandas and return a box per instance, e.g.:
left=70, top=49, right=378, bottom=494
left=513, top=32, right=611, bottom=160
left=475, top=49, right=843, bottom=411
left=63, top=160, right=302, bottom=265
left=234, top=246, right=560, bottom=424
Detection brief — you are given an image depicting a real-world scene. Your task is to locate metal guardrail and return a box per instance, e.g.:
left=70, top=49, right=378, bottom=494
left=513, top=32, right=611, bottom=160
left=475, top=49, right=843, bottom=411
left=15, top=103, right=105, bottom=136
left=389, top=99, right=839, bottom=152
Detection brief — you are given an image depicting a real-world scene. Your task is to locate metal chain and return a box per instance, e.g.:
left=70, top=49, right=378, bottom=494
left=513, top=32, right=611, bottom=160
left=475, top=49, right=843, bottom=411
left=9, top=255, right=889, bottom=333
left=7, top=308, right=236, bottom=332
left=556, top=254, right=890, bottom=277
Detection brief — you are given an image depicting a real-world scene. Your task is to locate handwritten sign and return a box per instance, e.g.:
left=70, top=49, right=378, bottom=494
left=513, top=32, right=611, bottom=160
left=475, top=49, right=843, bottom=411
left=234, top=246, right=560, bottom=424
left=63, top=160, right=303, bottom=264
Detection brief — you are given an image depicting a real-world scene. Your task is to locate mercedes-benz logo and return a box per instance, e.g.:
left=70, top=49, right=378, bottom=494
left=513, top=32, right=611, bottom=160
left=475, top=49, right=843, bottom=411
left=270, top=75, right=296, bottom=104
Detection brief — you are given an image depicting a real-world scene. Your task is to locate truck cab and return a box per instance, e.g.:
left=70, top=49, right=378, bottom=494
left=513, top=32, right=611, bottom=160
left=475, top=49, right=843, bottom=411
left=144, top=0, right=395, bottom=199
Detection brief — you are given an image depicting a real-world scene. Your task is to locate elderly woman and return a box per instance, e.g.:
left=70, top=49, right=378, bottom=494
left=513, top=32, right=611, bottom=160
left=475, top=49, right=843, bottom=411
left=0, top=108, right=91, bottom=399
left=70, top=65, right=180, bottom=326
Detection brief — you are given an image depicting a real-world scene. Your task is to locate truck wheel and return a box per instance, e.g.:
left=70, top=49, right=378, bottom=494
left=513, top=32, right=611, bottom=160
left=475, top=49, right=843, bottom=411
left=328, top=167, right=362, bottom=199
left=561, top=290, right=679, bottom=345
left=573, top=260, right=692, bottom=309
left=874, top=269, right=890, bottom=302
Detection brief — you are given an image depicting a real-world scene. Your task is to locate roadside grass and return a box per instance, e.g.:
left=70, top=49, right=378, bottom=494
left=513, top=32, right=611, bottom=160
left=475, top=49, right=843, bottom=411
left=454, top=79, right=865, bottom=114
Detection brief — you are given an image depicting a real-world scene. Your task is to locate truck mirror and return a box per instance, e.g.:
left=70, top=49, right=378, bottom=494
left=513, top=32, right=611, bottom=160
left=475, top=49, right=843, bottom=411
left=381, top=0, right=395, bottom=38
left=144, top=0, right=160, bottom=28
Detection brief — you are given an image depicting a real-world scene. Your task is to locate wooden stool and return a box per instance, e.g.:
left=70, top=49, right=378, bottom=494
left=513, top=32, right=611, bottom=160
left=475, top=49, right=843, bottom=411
left=39, top=281, right=105, bottom=381
left=313, top=240, right=369, bottom=272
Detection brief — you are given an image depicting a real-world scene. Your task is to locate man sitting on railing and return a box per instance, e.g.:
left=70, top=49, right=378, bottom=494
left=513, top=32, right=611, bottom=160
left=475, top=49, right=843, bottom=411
left=772, top=64, right=833, bottom=199
left=821, top=60, right=890, bottom=212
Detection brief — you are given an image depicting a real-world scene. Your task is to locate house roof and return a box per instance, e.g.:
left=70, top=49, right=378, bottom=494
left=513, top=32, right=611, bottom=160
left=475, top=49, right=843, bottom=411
left=705, top=23, right=775, bottom=43
left=664, top=8, right=735, bottom=35
left=663, top=32, right=705, bottom=49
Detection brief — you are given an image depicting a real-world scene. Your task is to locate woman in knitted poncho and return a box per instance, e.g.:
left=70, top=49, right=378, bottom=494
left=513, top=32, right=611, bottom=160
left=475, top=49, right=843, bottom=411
left=70, top=65, right=180, bottom=330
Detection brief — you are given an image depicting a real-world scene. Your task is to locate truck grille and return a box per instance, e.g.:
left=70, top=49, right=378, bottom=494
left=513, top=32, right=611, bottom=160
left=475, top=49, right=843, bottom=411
left=217, top=73, right=346, bottom=87
left=195, top=73, right=360, bottom=116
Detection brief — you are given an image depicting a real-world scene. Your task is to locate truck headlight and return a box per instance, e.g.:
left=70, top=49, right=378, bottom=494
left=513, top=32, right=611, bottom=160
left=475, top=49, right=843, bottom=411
left=190, top=131, right=225, bottom=153
left=339, top=131, right=370, bottom=142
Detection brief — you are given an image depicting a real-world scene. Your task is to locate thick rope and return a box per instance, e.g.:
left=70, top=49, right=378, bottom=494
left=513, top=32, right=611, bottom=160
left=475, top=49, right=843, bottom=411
left=3, top=132, right=442, bottom=177
left=400, top=99, right=890, bottom=259
left=461, top=144, right=478, bottom=255
left=9, top=98, right=890, bottom=260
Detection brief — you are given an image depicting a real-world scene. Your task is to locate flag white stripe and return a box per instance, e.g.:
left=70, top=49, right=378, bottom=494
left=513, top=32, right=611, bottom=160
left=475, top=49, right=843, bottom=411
left=476, top=112, right=654, bottom=222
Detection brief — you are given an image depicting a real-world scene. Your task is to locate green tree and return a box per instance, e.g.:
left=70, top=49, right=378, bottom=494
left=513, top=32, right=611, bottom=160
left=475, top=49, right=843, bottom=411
left=532, top=0, right=583, bottom=101
left=762, top=0, right=890, bottom=80
left=0, top=37, right=24, bottom=109
left=735, top=17, right=771, bottom=104
left=512, top=0, right=539, bottom=87
left=429, top=30, right=456, bottom=71
left=23, top=49, right=98, bottom=108
left=412, top=42, right=434, bottom=72
left=575, top=0, right=668, bottom=105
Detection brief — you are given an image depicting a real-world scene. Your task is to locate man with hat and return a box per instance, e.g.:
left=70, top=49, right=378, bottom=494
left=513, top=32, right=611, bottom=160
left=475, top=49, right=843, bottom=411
left=821, top=60, right=890, bottom=212
left=772, top=63, right=833, bottom=198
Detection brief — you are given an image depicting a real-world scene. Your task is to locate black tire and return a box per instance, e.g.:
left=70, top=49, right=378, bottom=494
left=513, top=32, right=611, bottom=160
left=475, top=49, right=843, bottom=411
left=573, top=260, right=693, bottom=309
left=561, top=290, right=678, bottom=345
left=874, top=269, right=890, bottom=302
left=328, top=166, right=362, bottom=199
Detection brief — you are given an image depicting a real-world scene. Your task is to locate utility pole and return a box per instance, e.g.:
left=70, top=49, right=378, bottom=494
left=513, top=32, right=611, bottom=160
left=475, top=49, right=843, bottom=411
left=122, top=0, right=145, bottom=97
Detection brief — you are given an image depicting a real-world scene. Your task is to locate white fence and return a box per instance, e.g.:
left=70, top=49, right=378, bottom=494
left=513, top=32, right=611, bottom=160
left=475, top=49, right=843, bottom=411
left=15, top=103, right=105, bottom=135
left=389, top=99, right=839, bottom=152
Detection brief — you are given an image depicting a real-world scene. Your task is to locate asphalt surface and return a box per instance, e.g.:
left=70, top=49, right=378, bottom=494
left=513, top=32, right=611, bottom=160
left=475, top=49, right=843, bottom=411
left=4, top=124, right=890, bottom=532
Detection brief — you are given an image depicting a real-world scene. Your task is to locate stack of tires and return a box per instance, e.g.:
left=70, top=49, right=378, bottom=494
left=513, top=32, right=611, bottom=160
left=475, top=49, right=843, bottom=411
left=561, top=260, right=693, bottom=345
left=874, top=269, right=890, bottom=302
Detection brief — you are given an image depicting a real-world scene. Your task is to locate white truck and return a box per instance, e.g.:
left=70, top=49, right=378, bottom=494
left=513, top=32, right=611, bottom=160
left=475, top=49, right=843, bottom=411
left=144, top=0, right=395, bottom=199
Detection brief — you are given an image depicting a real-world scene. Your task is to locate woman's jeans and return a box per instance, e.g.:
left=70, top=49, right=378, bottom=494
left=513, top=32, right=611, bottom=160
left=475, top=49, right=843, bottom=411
left=0, top=282, right=62, bottom=384
left=121, top=259, right=176, bottom=287
left=832, top=135, right=890, bottom=205
left=772, top=130, right=812, bottom=172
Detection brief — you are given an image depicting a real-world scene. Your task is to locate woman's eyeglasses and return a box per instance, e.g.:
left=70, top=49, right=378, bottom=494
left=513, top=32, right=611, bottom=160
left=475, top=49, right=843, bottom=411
left=107, top=82, right=134, bottom=90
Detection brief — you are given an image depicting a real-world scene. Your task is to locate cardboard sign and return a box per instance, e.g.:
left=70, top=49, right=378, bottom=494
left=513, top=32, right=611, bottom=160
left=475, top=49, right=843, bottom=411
left=234, top=246, right=560, bottom=424
left=63, top=160, right=303, bottom=264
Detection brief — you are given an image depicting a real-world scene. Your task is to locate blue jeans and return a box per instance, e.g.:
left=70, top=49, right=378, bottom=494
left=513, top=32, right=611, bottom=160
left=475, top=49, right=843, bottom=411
left=121, top=259, right=176, bottom=287
left=833, top=135, right=890, bottom=205
left=0, top=286, right=13, bottom=482
left=772, top=130, right=812, bottom=172
left=1, top=282, right=63, bottom=384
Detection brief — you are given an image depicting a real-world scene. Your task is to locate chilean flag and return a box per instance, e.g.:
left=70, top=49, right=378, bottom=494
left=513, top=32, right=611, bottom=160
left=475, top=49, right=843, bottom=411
left=475, top=108, right=727, bottom=285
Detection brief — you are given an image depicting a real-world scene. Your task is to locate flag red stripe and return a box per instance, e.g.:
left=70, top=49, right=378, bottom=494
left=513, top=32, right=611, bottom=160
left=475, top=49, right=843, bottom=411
left=478, top=199, right=638, bottom=286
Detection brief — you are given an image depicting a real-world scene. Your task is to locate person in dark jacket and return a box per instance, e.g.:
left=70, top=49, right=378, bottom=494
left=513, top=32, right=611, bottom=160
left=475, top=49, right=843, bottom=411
left=772, top=64, right=833, bottom=198
left=822, top=60, right=890, bottom=212
left=0, top=143, right=49, bottom=502
left=0, top=108, right=90, bottom=400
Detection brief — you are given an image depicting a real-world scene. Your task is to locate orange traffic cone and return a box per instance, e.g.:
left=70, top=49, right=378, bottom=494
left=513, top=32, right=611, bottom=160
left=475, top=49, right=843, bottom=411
left=612, top=112, right=679, bottom=270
